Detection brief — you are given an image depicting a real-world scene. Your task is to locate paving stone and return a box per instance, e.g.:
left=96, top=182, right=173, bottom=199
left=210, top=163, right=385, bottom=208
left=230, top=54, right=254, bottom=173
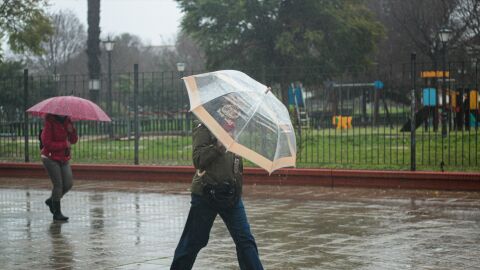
left=1, top=177, right=480, bottom=269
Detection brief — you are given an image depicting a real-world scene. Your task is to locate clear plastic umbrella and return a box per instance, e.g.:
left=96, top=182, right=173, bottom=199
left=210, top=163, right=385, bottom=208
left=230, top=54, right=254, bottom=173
left=183, top=70, right=296, bottom=174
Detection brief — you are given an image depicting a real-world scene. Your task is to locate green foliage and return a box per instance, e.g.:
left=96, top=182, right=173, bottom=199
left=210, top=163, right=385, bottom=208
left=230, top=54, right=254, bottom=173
left=0, top=61, right=24, bottom=79
left=116, top=74, right=134, bottom=93
left=29, top=77, right=59, bottom=102
left=175, top=0, right=385, bottom=83
left=0, top=0, right=53, bottom=60
left=0, top=61, right=26, bottom=121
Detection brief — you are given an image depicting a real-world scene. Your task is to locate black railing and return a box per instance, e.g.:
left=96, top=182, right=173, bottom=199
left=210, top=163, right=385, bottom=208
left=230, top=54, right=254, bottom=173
left=0, top=61, right=478, bottom=171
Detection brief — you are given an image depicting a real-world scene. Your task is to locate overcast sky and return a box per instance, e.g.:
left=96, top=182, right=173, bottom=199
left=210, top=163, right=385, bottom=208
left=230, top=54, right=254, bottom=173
left=47, top=0, right=183, bottom=46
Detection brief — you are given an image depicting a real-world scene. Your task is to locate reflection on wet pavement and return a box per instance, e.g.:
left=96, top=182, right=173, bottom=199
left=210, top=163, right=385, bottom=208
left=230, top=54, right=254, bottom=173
left=49, top=221, right=74, bottom=269
left=1, top=177, right=480, bottom=269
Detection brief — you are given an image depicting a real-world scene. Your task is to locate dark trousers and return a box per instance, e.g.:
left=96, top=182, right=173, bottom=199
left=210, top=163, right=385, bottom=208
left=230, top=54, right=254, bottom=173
left=171, top=194, right=263, bottom=270
left=41, top=157, right=73, bottom=201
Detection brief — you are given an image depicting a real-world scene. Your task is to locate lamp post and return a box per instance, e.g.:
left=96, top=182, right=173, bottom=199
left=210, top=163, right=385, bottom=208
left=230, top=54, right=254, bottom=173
left=104, top=38, right=115, bottom=138
left=177, top=62, right=187, bottom=132
left=439, top=27, right=452, bottom=137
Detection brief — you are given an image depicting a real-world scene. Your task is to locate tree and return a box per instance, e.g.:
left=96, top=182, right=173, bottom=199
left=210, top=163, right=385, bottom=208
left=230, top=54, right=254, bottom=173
left=175, top=0, right=384, bottom=104
left=459, top=0, right=480, bottom=38
left=25, top=10, right=87, bottom=75
left=175, top=31, right=206, bottom=72
left=0, top=0, right=53, bottom=61
left=105, top=32, right=206, bottom=74
left=364, top=0, right=480, bottom=108
left=107, top=33, right=142, bottom=73
left=0, top=61, right=25, bottom=121
left=373, top=0, right=480, bottom=65
left=87, top=0, right=101, bottom=101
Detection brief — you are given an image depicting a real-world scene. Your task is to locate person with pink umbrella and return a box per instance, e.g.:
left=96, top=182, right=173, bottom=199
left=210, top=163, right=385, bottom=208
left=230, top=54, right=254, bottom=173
left=41, top=113, right=78, bottom=221
left=27, top=95, right=111, bottom=221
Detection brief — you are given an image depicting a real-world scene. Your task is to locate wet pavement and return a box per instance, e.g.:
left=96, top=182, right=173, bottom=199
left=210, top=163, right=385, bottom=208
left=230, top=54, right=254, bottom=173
left=1, top=177, right=480, bottom=270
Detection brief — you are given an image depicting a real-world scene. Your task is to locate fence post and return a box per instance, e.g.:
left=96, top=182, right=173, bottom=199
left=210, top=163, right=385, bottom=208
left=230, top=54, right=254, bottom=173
left=410, top=53, right=416, bottom=171
left=133, top=64, right=139, bottom=165
left=23, top=69, right=30, bottom=162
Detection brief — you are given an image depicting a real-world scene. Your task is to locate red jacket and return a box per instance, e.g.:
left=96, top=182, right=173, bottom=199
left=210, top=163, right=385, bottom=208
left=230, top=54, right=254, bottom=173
left=41, top=115, right=78, bottom=163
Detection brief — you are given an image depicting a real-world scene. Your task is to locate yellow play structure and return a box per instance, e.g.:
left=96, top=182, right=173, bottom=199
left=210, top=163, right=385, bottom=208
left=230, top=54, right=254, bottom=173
left=332, top=115, right=352, bottom=129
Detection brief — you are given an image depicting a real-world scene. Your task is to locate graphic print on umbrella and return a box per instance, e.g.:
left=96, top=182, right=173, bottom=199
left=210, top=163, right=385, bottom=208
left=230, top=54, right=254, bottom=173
left=27, top=96, right=111, bottom=122
left=183, top=70, right=296, bottom=174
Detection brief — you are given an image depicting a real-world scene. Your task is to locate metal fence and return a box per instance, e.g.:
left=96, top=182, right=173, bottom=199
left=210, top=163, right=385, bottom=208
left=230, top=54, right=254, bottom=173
left=1, top=59, right=479, bottom=171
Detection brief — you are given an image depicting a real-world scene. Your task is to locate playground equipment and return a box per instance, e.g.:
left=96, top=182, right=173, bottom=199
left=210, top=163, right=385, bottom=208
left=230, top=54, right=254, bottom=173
left=470, top=90, right=479, bottom=110
left=468, top=90, right=480, bottom=128
left=400, top=106, right=430, bottom=132
left=288, top=82, right=309, bottom=128
left=401, top=70, right=449, bottom=132
left=332, top=115, right=352, bottom=129
left=401, top=70, right=480, bottom=132
left=329, top=80, right=391, bottom=128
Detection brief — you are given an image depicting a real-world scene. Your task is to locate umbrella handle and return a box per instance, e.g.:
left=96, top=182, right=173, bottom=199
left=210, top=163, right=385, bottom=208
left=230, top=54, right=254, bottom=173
left=196, top=169, right=206, bottom=177
left=265, top=87, right=271, bottom=94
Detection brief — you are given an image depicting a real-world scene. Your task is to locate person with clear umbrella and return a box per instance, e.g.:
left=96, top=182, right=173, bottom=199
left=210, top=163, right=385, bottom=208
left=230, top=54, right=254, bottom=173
left=170, top=111, right=264, bottom=270
left=171, top=70, right=297, bottom=269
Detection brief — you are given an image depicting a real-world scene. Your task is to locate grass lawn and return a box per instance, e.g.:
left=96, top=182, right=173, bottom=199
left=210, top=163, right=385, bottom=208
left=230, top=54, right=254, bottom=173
left=1, top=126, right=478, bottom=172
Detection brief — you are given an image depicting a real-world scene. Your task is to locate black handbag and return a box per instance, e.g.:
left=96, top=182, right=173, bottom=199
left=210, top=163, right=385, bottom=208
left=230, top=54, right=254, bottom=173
left=202, top=181, right=239, bottom=210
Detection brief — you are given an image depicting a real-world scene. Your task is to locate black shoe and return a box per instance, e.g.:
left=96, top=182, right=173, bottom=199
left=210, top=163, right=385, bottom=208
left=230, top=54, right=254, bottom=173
left=45, top=198, right=54, bottom=214
left=52, top=200, right=69, bottom=221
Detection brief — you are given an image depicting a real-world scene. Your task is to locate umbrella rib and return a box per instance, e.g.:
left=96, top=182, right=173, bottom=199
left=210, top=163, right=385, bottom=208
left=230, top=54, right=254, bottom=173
left=272, top=123, right=282, bottom=171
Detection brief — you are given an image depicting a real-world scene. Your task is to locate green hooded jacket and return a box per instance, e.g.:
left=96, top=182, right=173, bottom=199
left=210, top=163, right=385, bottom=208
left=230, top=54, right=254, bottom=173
left=190, top=120, right=243, bottom=196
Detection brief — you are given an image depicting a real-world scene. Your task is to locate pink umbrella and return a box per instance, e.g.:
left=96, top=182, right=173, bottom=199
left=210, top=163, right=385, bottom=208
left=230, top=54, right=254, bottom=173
left=27, top=96, right=111, bottom=122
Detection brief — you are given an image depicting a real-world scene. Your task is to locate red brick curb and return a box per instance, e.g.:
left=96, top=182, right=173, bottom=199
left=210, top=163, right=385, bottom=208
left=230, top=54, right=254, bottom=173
left=0, top=162, right=479, bottom=191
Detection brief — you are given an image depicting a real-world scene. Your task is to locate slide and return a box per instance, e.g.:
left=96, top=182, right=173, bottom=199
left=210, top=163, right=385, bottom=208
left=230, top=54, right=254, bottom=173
left=400, top=106, right=430, bottom=132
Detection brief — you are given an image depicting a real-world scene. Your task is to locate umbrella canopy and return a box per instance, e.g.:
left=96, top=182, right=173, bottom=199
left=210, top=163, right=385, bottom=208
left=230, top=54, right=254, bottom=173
left=26, top=96, right=111, bottom=122
left=183, top=70, right=296, bottom=174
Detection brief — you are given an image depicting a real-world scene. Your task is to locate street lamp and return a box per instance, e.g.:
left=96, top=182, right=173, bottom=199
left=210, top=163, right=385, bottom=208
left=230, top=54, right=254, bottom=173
left=104, top=38, right=115, bottom=138
left=439, top=27, right=452, bottom=137
left=104, top=38, right=115, bottom=52
left=88, top=79, right=100, bottom=95
left=438, top=28, right=452, bottom=44
left=54, top=73, right=60, bottom=94
left=176, top=62, right=186, bottom=73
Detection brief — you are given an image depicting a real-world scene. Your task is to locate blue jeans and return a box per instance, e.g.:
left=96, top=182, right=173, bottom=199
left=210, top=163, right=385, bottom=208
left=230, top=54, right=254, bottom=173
left=171, top=194, right=263, bottom=270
